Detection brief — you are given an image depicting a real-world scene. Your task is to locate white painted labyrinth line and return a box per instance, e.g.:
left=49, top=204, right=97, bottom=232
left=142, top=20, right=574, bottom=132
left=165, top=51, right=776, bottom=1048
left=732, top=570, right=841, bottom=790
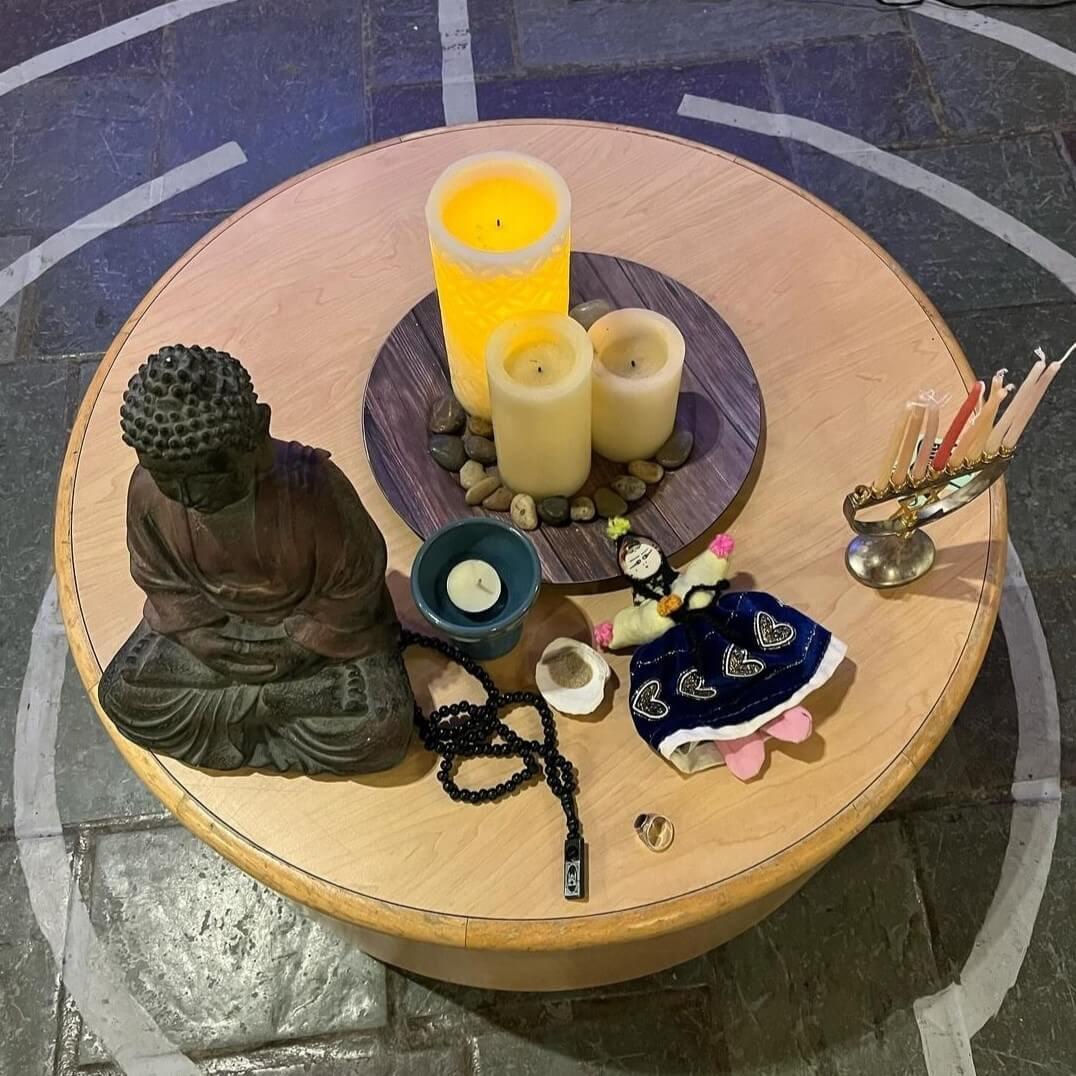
left=439, top=0, right=479, bottom=125
left=0, top=0, right=243, bottom=97
left=676, top=96, right=1076, bottom=296
left=14, top=581, right=200, bottom=1075
left=912, top=0, right=1076, bottom=79
left=0, top=142, right=247, bottom=308
left=676, top=97, right=1066, bottom=1074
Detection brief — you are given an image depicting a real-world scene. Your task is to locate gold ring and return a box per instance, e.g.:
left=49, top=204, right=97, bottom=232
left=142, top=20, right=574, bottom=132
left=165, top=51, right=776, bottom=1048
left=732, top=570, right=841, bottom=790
left=634, top=813, right=674, bottom=852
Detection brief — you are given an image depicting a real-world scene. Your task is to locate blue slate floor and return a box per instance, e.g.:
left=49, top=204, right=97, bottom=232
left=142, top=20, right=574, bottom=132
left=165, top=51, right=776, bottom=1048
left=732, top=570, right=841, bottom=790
left=2, top=1, right=1075, bottom=1073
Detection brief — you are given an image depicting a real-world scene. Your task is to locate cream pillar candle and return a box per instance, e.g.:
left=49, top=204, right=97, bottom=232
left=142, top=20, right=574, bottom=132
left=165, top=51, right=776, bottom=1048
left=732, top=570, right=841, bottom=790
left=486, top=313, right=592, bottom=499
left=426, top=152, right=571, bottom=419
left=588, top=309, right=685, bottom=463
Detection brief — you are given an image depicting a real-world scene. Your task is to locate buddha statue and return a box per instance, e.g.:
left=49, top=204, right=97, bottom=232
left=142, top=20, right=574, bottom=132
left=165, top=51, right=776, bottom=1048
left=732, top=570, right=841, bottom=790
left=98, top=344, right=414, bottom=774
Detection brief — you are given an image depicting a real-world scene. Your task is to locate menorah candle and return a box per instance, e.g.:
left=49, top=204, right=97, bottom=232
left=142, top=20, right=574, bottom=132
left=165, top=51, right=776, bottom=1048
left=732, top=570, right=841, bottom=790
left=893, top=402, right=926, bottom=483
left=426, top=152, right=571, bottom=419
left=1002, top=348, right=1070, bottom=448
left=932, top=380, right=983, bottom=473
left=910, top=400, right=940, bottom=481
left=873, top=402, right=916, bottom=492
left=588, top=309, right=685, bottom=463
left=956, top=370, right=1010, bottom=464
left=985, top=355, right=1045, bottom=454
left=486, top=312, right=592, bottom=499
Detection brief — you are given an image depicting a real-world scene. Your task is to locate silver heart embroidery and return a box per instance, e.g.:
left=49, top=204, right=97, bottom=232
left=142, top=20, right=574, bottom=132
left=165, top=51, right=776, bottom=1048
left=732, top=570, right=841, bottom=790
left=755, top=610, right=795, bottom=650
left=631, top=679, right=670, bottom=721
left=677, top=667, right=717, bottom=701
left=724, top=645, right=765, bottom=678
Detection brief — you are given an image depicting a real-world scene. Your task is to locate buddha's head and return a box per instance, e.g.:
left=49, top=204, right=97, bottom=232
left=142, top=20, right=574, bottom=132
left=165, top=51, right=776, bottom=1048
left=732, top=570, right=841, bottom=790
left=120, top=344, right=270, bottom=514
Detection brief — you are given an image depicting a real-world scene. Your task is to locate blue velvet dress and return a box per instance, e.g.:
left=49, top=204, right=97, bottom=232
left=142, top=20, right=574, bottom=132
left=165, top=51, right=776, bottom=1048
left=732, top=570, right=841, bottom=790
left=628, top=588, right=846, bottom=764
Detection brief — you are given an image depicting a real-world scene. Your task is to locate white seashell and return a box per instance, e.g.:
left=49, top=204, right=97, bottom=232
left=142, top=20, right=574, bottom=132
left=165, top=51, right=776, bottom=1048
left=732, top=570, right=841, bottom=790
left=535, top=638, right=611, bottom=716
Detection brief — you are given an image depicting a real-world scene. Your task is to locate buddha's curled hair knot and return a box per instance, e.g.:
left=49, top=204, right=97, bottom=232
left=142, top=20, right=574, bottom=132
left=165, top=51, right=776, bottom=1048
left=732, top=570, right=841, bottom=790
left=120, top=344, right=261, bottom=459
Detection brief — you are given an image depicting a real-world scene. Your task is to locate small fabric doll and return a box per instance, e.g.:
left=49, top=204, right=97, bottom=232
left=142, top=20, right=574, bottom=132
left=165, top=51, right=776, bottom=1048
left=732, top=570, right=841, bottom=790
left=594, top=521, right=846, bottom=779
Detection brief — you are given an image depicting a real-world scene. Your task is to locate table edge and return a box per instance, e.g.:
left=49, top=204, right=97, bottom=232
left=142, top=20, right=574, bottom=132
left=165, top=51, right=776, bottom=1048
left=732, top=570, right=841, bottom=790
left=54, top=119, right=1007, bottom=953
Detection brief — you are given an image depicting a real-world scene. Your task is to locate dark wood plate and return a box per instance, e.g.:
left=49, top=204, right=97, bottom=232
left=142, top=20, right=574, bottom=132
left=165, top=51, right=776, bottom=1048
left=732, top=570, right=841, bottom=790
left=362, top=252, right=762, bottom=586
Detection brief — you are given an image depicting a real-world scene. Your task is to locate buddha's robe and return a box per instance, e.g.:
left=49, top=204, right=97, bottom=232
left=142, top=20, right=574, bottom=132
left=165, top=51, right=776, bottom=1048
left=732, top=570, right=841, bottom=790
left=99, top=440, right=413, bottom=773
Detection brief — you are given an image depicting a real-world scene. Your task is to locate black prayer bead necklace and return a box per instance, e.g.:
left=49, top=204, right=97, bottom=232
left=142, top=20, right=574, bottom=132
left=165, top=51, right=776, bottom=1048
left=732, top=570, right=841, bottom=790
left=400, top=630, right=585, bottom=900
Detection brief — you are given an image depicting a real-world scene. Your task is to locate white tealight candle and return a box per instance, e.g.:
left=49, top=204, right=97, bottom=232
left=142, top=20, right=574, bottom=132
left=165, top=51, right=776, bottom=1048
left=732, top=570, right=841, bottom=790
left=446, top=559, right=503, bottom=614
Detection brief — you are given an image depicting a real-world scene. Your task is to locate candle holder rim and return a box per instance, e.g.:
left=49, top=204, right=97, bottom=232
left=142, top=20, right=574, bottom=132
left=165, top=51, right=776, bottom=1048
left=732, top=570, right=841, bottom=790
left=424, top=150, right=572, bottom=267
left=410, top=517, right=542, bottom=641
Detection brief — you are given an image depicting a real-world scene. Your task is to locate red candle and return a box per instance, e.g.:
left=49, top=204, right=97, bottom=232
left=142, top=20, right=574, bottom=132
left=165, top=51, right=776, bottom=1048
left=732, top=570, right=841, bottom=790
left=932, top=381, right=983, bottom=473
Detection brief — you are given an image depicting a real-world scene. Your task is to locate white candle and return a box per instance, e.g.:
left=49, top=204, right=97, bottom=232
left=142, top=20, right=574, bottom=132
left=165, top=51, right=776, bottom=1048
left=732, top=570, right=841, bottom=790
left=911, top=400, right=940, bottom=481
left=486, top=312, right=592, bottom=498
left=446, top=559, right=502, bottom=614
left=588, top=309, right=685, bottom=463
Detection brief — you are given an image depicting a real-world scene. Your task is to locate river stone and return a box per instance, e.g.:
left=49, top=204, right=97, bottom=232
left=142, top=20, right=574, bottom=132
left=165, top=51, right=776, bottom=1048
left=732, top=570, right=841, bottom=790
left=570, top=496, right=595, bottom=522
left=569, top=299, right=613, bottom=331
left=612, top=475, right=647, bottom=502
left=465, top=476, right=500, bottom=505
left=459, top=460, right=487, bottom=490
left=511, top=493, right=538, bottom=531
left=466, top=414, right=494, bottom=438
left=594, top=487, right=628, bottom=518
left=656, top=428, right=693, bottom=470
left=628, top=459, right=664, bottom=484
left=537, top=496, right=570, bottom=526
left=430, top=434, right=466, bottom=471
left=463, top=434, right=497, bottom=465
left=428, top=395, right=465, bottom=435
left=482, top=486, right=514, bottom=511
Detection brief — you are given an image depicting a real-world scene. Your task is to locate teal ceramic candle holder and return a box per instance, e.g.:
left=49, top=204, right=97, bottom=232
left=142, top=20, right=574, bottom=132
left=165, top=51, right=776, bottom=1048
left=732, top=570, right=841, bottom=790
left=411, top=518, right=542, bottom=660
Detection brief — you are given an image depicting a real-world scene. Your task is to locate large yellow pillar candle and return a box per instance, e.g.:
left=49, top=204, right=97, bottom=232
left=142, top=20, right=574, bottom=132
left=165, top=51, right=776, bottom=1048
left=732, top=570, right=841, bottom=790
left=588, top=309, right=685, bottom=463
left=486, top=313, right=592, bottom=499
left=426, top=152, right=571, bottom=418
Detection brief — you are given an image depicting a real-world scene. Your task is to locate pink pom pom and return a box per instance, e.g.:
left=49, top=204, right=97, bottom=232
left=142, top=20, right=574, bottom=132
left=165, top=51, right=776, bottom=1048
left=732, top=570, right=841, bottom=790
left=710, top=533, right=734, bottom=558
left=593, top=621, right=613, bottom=650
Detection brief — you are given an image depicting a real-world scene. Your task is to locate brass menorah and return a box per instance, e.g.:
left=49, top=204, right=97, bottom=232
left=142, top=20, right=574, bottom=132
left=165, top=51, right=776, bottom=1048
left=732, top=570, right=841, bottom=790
left=843, top=448, right=1011, bottom=588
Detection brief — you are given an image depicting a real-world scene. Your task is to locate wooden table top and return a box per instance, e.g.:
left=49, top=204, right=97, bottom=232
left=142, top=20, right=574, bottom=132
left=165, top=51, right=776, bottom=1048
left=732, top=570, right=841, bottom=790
left=56, top=120, right=1005, bottom=954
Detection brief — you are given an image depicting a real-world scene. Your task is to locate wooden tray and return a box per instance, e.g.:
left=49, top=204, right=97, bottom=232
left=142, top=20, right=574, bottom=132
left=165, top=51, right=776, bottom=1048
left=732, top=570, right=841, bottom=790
left=362, top=252, right=762, bottom=585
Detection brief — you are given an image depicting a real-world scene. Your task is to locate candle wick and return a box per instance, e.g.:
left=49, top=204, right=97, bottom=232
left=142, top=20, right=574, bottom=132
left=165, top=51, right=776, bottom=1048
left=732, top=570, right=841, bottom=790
left=537, top=365, right=543, bottom=374
left=496, top=218, right=501, bottom=228
left=630, top=359, right=636, bottom=368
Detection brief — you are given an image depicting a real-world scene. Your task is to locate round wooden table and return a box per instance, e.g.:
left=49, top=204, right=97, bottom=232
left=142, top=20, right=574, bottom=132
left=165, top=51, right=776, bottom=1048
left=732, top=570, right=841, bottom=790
left=55, top=121, right=1005, bottom=991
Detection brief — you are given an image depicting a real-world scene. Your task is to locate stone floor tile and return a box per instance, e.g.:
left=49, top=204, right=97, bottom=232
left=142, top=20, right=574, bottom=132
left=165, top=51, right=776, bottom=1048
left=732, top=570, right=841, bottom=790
left=76, top=826, right=388, bottom=1063
left=365, top=0, right=516, bottom=88
left=911, top=10, right=1076, bottom=136
left=156, top=0, right=365, bottom=218
left=715, top=820, right=935, bottom=1074
left=476, top=61, right=795, bottom=179
left=569, top=989, right=725, bottom=1074
left=0, top=76, right=160, bottom=233
left=0, top=0, right=166, bottom=79
left=513, top=0, right=895, bottom=70
left=25, top=215, right=226, bottom=359
left=891, top=624, right=1018, bottom=812
left=368, top=83, right=446, bottom=144
left=792, top=136, right=1076, bottom=314
left=0, top=236, right=32, bottom=364
left=0, top=837, right=64, bottom=1076
left=0, top=363, right=73, bottom=695
left=907, top=801, right=1076, bottom=1075
left=208, top=1040, right=397, bottom=1076
left=55, top=649, right=163, bottom=824
left=1022, top=570, right=1076, bottom=783
left=768, top=32, right=942, bottom=146
left=946, top=303, right=1076, bottom=577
